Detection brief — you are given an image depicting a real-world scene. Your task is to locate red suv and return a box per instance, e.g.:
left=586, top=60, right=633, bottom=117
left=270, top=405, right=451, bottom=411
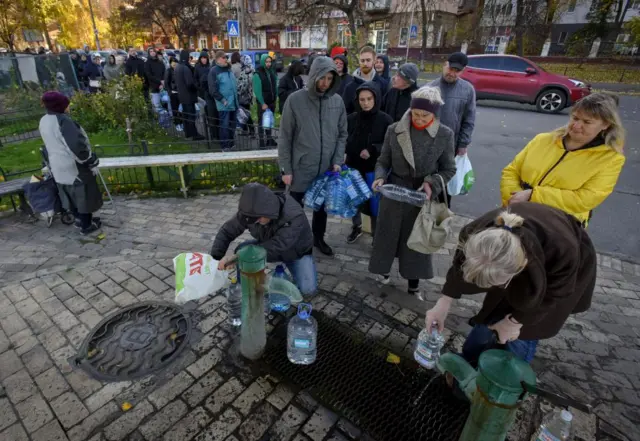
left=461, top=55, right=591, bottom=114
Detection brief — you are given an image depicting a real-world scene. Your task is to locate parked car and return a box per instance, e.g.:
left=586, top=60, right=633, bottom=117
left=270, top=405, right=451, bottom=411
left=461, top=54, right=591, bottom=114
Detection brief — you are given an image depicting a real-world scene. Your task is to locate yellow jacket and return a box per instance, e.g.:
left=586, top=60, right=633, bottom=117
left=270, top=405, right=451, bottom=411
left=501, top=132, right=625, bottom=225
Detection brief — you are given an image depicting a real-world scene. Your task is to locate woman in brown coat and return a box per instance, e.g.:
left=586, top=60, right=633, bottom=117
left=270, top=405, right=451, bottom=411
left=425, top=202, right=596, bottom=364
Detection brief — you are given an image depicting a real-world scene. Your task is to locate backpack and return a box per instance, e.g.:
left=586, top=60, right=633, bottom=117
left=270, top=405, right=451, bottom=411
left=237, top=66, right=253, bottom=107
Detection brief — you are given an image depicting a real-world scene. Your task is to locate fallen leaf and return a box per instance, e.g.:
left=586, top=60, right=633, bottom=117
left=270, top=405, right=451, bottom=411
left=121, top=402, right=133, bottom=411
left=386, top=352, right=401, bottom=364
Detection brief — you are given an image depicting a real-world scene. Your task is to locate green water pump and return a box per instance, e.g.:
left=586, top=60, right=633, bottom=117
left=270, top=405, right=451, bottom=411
left=437, top=349, right=537, bottom=441
left=237, top=245, right=267, bottom=361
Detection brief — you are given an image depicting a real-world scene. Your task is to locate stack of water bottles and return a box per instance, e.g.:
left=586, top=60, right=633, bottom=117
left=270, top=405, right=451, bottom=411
left=303, top=167, right=372, bottom=218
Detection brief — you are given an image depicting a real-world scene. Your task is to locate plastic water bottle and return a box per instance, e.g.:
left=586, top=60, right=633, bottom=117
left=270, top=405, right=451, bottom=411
left=534, top=409, right=572, bottom=441
left=343, top=175, right=360, bottom=202
left=269, top=265, right=292, bottom=312
left=414, top=322, right=445, bottom=369
left=287, top=304, right=317, bottom=365
left=262, top=109, right=274, bottom=128
left=226, top=278, right=242, bottom=326
left=378, top=184, right=427, bottom=207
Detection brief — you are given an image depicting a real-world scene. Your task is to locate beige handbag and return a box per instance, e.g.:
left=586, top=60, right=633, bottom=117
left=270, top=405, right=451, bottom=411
left=407, top=174, right=454, bottom=254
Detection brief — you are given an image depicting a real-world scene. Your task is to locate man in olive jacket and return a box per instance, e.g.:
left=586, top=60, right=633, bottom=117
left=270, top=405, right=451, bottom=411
left=210, top=183, right=317, bottom=296
left=278, top=56, right=348, bottom=256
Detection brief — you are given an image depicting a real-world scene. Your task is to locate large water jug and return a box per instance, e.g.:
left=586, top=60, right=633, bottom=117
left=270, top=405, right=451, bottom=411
left=287, top=304, right=317, bottom=365
left=414, top=321, right=445, bottom=369
left=269, top=265, right=292, bottom=312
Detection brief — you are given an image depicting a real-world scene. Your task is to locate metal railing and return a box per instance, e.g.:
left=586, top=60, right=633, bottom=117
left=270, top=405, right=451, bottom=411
left=0, top=111, right=44, bottom=145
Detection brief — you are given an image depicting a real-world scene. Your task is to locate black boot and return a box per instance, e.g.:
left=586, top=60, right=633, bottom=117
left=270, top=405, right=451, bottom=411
left=347, top=225, right=362, bottom=244
left=314, top=237, right=333, bottom=256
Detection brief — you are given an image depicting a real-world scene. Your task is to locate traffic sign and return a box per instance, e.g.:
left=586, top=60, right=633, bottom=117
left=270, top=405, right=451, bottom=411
left=410, top=25, right=418, bottom=39
left=227, top=20, right=239, bottom=37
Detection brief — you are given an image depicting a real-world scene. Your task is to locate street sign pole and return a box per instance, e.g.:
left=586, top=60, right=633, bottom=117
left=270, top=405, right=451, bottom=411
left=406, top=5, right=415, bottom=64
left=238, top=0, right=245, bottom=50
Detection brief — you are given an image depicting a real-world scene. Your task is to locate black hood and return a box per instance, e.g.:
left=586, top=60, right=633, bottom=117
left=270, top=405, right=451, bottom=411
left=198, top=51, right=209, bottom=66
left=179, top=49, right=190, bottom=64
left=333, top=54, right=348, bottom=75
left=108, top=55, right=116, bottom=65
left=238, top=183, right=281, bottom=219
left=376, top=55, right=390, bottom=79
left=287, top=59, right=304, bottom=77
left=355, top=81, right=381, bottom=113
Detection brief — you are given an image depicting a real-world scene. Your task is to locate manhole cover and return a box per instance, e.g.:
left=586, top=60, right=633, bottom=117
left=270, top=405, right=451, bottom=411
left=262, top=311, right=469, bottom=441
left=74, top=301, right=192, bottom=381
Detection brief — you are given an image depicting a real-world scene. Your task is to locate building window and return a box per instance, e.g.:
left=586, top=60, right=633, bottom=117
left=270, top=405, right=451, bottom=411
left=337, top=24, right=351, bottom=46
left=230, top=36, right=240, bottom=49
left=249, top=32, right=264, bottom=48
left=286, top=26, right=302, bottom=48
left=309, top=25, right=327, bottom=48
left=248, top=0, right=259, bottom=12
left=199, top=38, right=207, bottom=49
left=567, top=0, right=576, bottom=12
left=398, top=27, right=408, bottom=47
left=558, top=31, right=567, bottom=44
left=268, top=0, right=278, bottom=12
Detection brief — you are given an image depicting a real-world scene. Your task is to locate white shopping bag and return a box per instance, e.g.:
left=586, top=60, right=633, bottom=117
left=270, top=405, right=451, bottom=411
left=174, top=252, right=228, bottom=304
left=447, top=154, right=475, bottom=196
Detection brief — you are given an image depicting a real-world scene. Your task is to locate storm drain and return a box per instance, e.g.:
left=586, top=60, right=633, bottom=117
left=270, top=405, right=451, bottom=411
left=262, top=312, right=469, bottom=441
left=74, top=301, right=192, bottom=381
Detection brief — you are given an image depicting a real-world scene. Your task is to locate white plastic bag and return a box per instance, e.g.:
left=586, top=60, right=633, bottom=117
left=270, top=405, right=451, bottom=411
left=447, top=154, right=475, bottom=196
left=174, top=252, right=228, bottom=304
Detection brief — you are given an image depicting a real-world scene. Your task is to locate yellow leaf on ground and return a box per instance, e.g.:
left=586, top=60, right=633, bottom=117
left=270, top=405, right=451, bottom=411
left=121, top=402, right=133, bottom=411
left=386, top=352, right=401, bottom=364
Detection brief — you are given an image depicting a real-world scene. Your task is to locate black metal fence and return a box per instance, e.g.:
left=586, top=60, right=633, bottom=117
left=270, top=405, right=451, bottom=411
left=0, top=111, right=44, bottom=145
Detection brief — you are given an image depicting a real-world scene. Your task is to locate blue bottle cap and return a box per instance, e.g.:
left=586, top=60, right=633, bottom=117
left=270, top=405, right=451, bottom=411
left=297, top=303, right=312, bottom=319
left=275, top=264, right=285, bottom=274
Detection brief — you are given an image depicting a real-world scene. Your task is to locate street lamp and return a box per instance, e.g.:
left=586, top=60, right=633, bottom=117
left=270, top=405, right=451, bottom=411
left=87, top=0, right=101, bottom=50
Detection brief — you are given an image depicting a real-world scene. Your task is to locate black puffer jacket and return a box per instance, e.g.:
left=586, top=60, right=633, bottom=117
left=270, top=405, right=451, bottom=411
left=174, top=50, right=197, bottom=104
left=332, top=55, right=354, bottom=113
left=345, top=81, right=393, bottom=174
left=383, top=82, right=419, bottom=122
left=194, top=51, right=211, bottom=99
left=144, top=49, right=166, bottom=93
left=125, top=55, right=145, bottom=79
left=210, top=183, right=314, bottom=262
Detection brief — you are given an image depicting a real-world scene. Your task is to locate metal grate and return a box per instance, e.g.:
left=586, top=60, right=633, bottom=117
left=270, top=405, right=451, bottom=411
left=73, top=301, right=192, bottom=381
left=262, top=311, right=469, bottom=441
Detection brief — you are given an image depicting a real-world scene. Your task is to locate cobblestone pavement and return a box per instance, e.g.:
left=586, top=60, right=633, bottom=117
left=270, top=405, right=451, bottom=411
left=0, top=194, right=639, bottom=441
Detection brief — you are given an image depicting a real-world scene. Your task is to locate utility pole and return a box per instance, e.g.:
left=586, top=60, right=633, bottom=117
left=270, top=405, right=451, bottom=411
left=87, top=0, right=101, bottom=50
left=406, top=3, right=415, bottom=64
left=238, top=0, right=246, bottom=50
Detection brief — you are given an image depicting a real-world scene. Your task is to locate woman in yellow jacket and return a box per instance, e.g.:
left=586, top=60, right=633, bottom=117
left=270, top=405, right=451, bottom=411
left=501, top=92, right=625, bottom=226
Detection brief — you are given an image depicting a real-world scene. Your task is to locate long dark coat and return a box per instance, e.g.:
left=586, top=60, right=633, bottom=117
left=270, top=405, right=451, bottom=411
left=442, top=202, right=597, bottom=341
left=369, top=111, right=456, bottom=280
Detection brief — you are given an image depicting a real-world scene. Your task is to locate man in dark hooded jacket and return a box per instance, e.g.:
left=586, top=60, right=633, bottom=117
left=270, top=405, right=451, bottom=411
left=125, top=47, right=145, bottom=79
left=193, top=51, right=218, bottom=140
left=210, top=183, right=317, bottom=296
left=383, top=62, right=419, bottom=122
left=374, top=54, right=391, bottom=92
left=332, top=54, right=354, bottom=113
left=144, top=47, right=166, bottom=112
left=278, top=57, right=348, bottom=256
left=174, top=49, right=203, bottom=140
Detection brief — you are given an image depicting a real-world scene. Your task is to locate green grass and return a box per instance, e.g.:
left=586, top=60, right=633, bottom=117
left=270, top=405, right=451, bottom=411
left=0, top=117, right=41, bottom=138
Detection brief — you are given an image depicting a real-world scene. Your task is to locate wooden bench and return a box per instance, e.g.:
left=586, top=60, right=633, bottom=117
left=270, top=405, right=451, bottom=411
left=0, top=166, right=31, bottom=212
left=99, top=149, right=279, bottom=198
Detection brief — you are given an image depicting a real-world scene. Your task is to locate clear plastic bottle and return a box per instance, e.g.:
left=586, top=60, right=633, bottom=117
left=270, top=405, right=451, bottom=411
left=535, top=410, right=573, bottom=441
left=287, top=304, right=317, bottom=365
left=226, top=278, right=242, bottom=326
left=262, top=109, right=274, bottom=129
left=378, top=184, right=427, bottom=207
left=414, top=321, right=445, bottom=369
left=269, top=265, right=292, bottom=312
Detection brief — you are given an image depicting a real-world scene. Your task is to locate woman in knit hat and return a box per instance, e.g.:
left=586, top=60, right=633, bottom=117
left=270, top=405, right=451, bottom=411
left=39, top=91, right=103, bottom=235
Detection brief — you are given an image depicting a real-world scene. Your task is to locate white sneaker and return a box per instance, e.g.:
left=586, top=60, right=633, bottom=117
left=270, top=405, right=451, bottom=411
left=176, top=124, right=183, bottom=132
left=379, top=274, right=391, bottom=285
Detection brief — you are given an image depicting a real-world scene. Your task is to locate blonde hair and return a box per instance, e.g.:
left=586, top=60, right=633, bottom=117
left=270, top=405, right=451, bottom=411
left=461, top=211, right=528, bottom=289
left=411, top=86, right=445, bottom=106
left=553, top=92, right=625, bottom=154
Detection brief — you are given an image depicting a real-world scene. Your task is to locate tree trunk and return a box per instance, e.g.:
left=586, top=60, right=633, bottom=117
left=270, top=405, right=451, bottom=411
left=347, top=10, right=358, bottom=58
left=515, top=0, right=524, bottom=56
left=40, top=17, right=55, bottom=52
left=470, top=0, right=485, bottom=45
left=613, top=0, right=631, bottom=35
left=420, top=0, right=427, bottom=70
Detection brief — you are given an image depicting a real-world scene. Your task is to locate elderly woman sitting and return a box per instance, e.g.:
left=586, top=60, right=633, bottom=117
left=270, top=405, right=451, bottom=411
left=425, top=202, right=596, bottom=365
left=369, top=86, right=456, bottom=299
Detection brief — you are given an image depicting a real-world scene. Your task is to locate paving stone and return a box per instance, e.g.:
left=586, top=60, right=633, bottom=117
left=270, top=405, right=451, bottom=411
left=196, top=408, right=243, bottom=441
left=0, top=313, right=28, bottom=336
left=204, top=377, right=245, bottom=414
left=0, top=424, right=28, bottom=441
left=302, top=406, right=339, bottom=441
left=112, top=291, right=137, bottom=307
left=393, top=308, right=418, bottom=325
left=42, top=274, right=65, bottom=289
left=120, top=278, right=148, bottom=296
left=0, top=298, right=16, bottom=320
left=237, top=402, right=279, bottom=441
left=362, top=295, right=383, bottom=309
left=183, top=369, right=225, bottom=407
left=67, top=402, right=119, bottom=441
left=0, top=329, right=9, bottom=353
left=366, top=322, right=392, bottom=341
left=555, top=350, right=602, bottom=369
left=103, top=399, right=154, bottom=441
left=600, top=359, right=640, bottom=375
left=0, top=398, right=17, bottom=431
left=266, top=383, right=296, bottom=411
left=21, top=345, right=53, bottom=377
left=15, top=393, right=54, bottom=433
left=85, top=381, right=131, bottom=413
left=78, top=308, right=103, bottom=328
left=198, top=309, right=227, bottom=333
left=52, top=283, right=76, bottom=302
left=148, top=371, right=195, bottom=408
left=24, top=310, right=54, bottom=335
left=37, top=326, right=67, bottom=353
left=52, top=310, right=80, bottom=332
left=74, top=281, right=101, bottom=300
left=198, top=295, right=226, bottom=315
left=128, top=266, right=153, bottom=282
left=9, top=328, right=39, bottom=355
left=31, top=420, right=69, bottom=441
left=186, top=348, right=223, bottom=378
left=28, top=284, right=55, bottom=305
left=164, top=406, right=212, bottom=441
left=383, top=330, right=410, bottom=353
left=61, top=269, right=87, bottom=287
left=327, top=431, right=349, bottom=441
left=49, top=345, right=76, bottom=374
left=336, top=418, right=361, bottom=440
left=232, top=377, right=274, bottom=416
left=148, top=264, right=172, bottom=280
left=88, top=295, right=117, bottom=315
left=63, top=296, right=92, bottom=315
left=378, top=300, right=400, bottom=317
left=295, top=391, right=318, bottom=413
left=353, top=315, right=375, bottom=334
left=105, top=268, right=129, bottom=284
left=50, top=391, right=90, bottom=429
left=323, top=301, right=345, bottom=318
left=613, top=347, right=640, bottom=362
left=97, top=279, right=124, bottom=298
left=35, top=366, right=70, bottom=400
left=144, top=276, right=169, bottom=294
left=40, top=297, right=67, bottom=317
left=86, top=270, right=108, bottom=286
left=65, top=370, right=102, bottom=399
left=3, top=284, right=30, bottom=303
left=139, top=399, right=188, bottom=441
left=269, top=404, right=308, bottom=441
left=14, top=297, right=40, bottom=318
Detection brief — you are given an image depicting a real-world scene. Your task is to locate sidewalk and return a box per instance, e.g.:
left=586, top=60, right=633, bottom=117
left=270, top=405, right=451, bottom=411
left=0, top=194, right=639, bottom=441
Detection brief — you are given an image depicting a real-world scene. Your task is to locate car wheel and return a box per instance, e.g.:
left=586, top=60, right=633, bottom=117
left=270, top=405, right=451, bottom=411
left=536, top=89, right=566, bottom=114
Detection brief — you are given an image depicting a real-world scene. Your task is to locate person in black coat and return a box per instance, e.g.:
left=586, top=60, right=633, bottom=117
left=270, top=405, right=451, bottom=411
left=193, top=51, right=218, bottom=140
left=174, top=49, right=204, bottom=140
left=278, top=60, right=304, bottom=114
left=383, top=62, right=419, bottom=122
left=332, top=54, right=354, bottom=113
left=163, top=56, right=183, bottom=131
left=144, top=47, right=166, bottom=112
left=124, top=47, right=145, bottom=79
left=83, top=54, right=103, bottom=93
left=345, top=81, right=393, bottom=243
left=375, top=54, right=391, bottom=92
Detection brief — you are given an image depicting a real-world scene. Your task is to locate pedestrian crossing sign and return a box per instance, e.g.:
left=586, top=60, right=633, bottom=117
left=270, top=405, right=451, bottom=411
left=227, top=20, right=240, bottom=37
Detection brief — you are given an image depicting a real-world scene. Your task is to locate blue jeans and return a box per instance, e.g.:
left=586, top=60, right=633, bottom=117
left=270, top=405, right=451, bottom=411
left=218, top=110, right=237, bottom=151
left=462, top=324, right=538, bottom=365
left=235, top=241, right=318, bottom=296
left=150, top=92, right=163, bottom=112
